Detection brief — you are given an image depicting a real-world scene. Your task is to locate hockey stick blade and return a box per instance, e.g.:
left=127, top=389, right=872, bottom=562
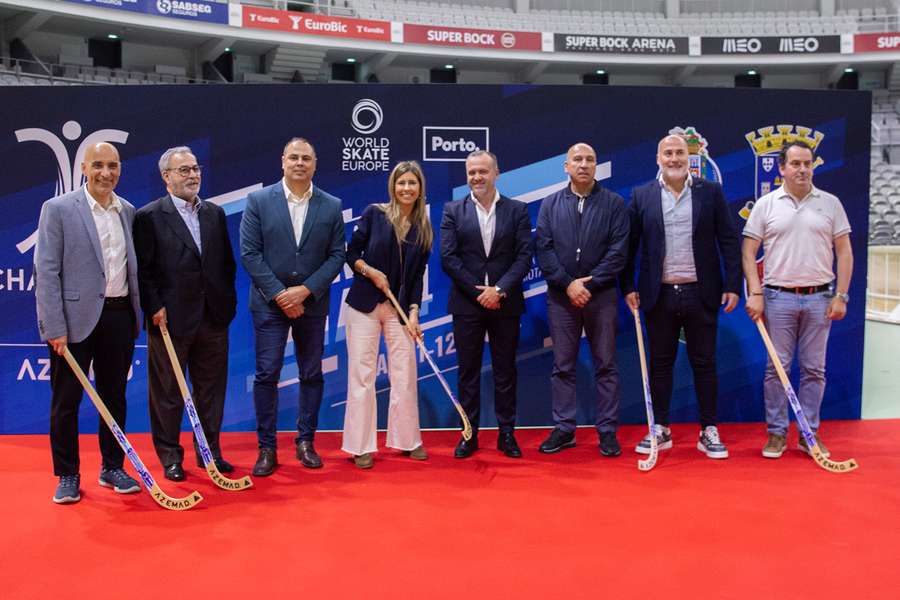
left=62, top=348, right=204, bottom=509
left=633, top=309, right=658, bottom=472
left=384, top=289, right=473, bottom=441
left=159, top=324, right=253, bottom=491
left=754, top=320, right=858, bottom=473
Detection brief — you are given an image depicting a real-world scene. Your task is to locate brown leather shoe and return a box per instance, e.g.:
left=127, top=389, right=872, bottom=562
left=406, top=445, right=427, bottom=460
left=252, top=448, right=277, bottom=476
left=353, top=453, right=373, bottom=469
left=296, top=441, right=323, bottom=469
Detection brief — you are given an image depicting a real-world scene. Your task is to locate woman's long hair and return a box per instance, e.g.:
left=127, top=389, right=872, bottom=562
left=378, top=160, right=432, bottom=251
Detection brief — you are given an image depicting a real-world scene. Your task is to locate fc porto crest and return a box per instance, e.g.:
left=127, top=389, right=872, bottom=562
left=668, top=125, right=722, bottom=184
left=745, top=124, right=824, bottom=202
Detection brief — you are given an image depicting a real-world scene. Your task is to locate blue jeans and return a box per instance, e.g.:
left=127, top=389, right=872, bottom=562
left=763, top=288, right=832, bottom=435
left=251, top=306, right=326, bottom=449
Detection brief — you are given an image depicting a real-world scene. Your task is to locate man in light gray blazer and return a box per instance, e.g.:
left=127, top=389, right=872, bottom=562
left=35, top=142, right=142, bottom=505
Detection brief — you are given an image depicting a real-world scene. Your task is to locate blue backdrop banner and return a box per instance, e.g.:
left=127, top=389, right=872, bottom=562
left=0, top=84, right=870, bottom=435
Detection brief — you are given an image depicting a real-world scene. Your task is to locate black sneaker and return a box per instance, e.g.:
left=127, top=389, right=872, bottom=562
left=538, top=428, right=576, bottom=454
left=53, top=474, right=81, bottom=504
left=98, top=467, right=140, bottom=494
left=599, top=431, right=621, bottom=457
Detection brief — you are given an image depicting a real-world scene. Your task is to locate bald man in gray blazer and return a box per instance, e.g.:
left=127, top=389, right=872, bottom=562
left=35, top=142, right=142, bottom=504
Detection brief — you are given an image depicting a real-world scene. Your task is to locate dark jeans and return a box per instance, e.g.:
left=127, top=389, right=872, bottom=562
left=546, top=287, right=619, bottom=434
left=146, top=310, right=229, bottom=467
left=452, top=313, right=520, bottom=435
left=251, top=306, right=326, bottom=449
left=49, top=302, right=136, bottom=476
left=645, top=283, right=719, bottom=428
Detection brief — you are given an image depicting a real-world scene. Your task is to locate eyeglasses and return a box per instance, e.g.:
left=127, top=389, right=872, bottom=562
left=167, top=165, right=202, bottom=176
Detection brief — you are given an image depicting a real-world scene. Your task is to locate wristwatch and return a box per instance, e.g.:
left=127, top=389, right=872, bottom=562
left=836, top=292, right=850, bottom=303
left=495, top=286, right=503, bottom=296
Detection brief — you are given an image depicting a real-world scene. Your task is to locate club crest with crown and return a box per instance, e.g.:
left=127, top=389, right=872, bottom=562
left=667, top=125, right=722, bottom=184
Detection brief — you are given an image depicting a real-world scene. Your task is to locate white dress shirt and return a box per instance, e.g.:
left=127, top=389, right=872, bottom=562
left=283, top=178, right=313, bottom=245
left=84, top=186, right=129, bottom=298
left=471, top=190, right=499, bottom=285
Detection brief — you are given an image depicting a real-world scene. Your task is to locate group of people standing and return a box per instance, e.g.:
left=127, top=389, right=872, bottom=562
left=34, top=132, right=852, bottom=505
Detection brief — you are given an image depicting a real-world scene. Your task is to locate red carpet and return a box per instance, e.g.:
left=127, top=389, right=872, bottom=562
left=2, top=421, right=898, bottom=599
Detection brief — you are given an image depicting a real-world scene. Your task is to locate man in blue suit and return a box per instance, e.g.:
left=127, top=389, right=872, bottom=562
left=239, top=138, right=346, bottom=476
left=440, top=151, right=533, bottom=459
left=35, top=142, right=142, bottom=504
left=620, top=134, right=741, bottom=459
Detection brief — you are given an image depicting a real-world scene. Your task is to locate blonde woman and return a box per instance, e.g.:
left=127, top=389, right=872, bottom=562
left=342, top=161, right=433, bottom=469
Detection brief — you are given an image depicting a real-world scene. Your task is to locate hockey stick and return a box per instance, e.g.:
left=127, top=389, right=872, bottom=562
left=157, top=322, right=252, bottom=491
left=62, top=347, right=203, bottom=510
left=754, top=319, right=858, bottom=473
left=632, top=308, right=658, bottom=471
left=383, top=289, right=473, bottom=441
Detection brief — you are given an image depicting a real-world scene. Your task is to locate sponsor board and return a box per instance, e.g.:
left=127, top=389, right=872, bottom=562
left=242, top=5, right=391, bottom=41
left=555, top=33, right=688, bottom=55
left=62, top=0, right=229, bottom=23
left=403, top=24, right=542, bottom=51
left=701, top=35, right=841, bottom=55
left=422, top=127, right=489, bottom=162
left=853, top=32, right=900, bottom=52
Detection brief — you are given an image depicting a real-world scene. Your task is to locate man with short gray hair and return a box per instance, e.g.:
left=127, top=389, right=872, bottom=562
left=133, top=146, right=237, bottom=481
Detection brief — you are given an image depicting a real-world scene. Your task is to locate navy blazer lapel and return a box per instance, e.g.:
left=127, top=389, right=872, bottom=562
left=271, top=184, right=296, bottom=248
left=691, top=179, right=703, bottom=233
left=75, top=189, right=105, bottom=269
left=464, top=197, right=489, bottom=260
left=647, top=180, right=665, bottom=238
left=297, top=187, right=322, bottom=252
left=487, top=196, right=508, bottom=259
left=161, top=195, right=200, bottom=257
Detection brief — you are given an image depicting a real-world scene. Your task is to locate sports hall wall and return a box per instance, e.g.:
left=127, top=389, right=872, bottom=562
left=0, top=84, right=871, bottom=435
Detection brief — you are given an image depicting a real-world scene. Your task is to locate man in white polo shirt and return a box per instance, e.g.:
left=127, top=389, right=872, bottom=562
left=742, top=140, right=853, bottom=459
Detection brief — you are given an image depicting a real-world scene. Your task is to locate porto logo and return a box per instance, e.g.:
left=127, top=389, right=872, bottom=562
left=351, top=98, right=383, bottom=135
left=342, top=99, right=389, bottom=172
left=665, top=126, right=721, bottom=183
left=156, top=0, right=172, bottom=14
left=745, top=124, right=824, bottom=201
left=422, top=126, right=489, bottom=162
left=14, top=120, right=129, bottom=254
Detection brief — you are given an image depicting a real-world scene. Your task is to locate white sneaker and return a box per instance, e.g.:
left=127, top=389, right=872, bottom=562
left=697, top=426, right=729, bottom=459
left=635, top=425, right=673, bottom=455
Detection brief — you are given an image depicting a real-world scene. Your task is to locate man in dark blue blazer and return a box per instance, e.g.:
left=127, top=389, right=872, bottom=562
left=440, top=151, right=533, bottom=459
left=239, top=138, right=346, bottom=476
left=535, top=143, right=630, bottom=458
left=620, top=134, right=741, bottom=459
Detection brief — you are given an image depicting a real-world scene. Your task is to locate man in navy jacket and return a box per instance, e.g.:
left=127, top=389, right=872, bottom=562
left=620, top=134, right=741, bottom=459
left=239, top=138, right=346, bottom=476
left=440, top=151, right=533, bottom=459
left=535, top=143, right=629, bottom=457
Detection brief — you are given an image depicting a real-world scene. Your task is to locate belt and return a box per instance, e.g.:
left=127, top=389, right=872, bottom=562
left=765, top=284, right=829, bottom=295
left=661, top=282, right=698, bottom=290
left=103, top=295, right=130, bottom=306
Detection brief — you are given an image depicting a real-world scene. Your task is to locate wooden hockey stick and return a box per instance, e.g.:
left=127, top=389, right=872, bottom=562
left=632, top=308, right=658, bottom=472
left=384, top=289, right=473, bottom=441
left=158, top=322, right=252, bottom=491
left=755, top=319, right=858, bottom=473
left=62, top=348, right=203, bottom=510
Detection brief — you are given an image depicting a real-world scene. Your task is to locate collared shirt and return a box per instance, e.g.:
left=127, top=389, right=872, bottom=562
left=743, top=185, right=852, bottom=287
left=282, top=178, right=313, bottom=245
left=658, top=173, right=697, bottom=284
left=171, top=194, right=202, bottom=255
left=470, top=190, right=500, bottom=286
left=84, top=185, right=128, bottom=298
